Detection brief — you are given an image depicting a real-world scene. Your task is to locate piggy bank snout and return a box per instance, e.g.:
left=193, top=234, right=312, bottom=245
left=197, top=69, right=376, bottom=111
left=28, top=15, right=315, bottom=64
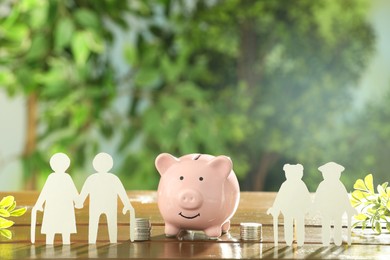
left=178, top=189, right=203, bottom=210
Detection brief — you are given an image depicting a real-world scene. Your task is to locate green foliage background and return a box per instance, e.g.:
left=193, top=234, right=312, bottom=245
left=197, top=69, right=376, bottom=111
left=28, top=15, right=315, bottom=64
left=0, top=0, right=386, bottom=191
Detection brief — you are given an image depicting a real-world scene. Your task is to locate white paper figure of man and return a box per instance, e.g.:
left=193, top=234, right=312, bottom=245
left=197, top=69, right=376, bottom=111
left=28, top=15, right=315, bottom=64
left=267, top=164, right=312, bottom=246
left=313, top=162, right=357, bottom=246
left=31, top=153, right=78, bottom=244
left=76, top=152, right=135, bottom=244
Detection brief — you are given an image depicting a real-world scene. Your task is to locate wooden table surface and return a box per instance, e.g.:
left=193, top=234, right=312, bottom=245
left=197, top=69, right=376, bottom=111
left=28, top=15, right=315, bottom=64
left=1, top=191, right=389, bottom=259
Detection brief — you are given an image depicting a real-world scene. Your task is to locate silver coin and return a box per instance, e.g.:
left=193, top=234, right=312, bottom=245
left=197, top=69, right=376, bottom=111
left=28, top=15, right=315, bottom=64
left=133, top=218, right=152, bottom=241
left=240, top=222, right=262, bottom=241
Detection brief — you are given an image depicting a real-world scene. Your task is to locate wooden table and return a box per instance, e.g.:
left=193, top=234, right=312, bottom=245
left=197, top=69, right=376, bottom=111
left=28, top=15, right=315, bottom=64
left=1, top=191, right=389, bottom=259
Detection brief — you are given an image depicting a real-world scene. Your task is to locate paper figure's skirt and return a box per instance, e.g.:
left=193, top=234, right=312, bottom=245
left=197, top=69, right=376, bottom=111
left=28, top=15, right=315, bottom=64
left=41, top=206, right=77, bottom=234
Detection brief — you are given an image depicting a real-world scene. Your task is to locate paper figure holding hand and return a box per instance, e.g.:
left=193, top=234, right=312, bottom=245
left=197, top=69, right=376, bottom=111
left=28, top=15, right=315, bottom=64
left=313, top=162, right=357, bottom=246
left=31, top=153, right=79, bottom=244
left=76, top=152, right=135, bottom=244
left=267, top=164, right=312, bottom=246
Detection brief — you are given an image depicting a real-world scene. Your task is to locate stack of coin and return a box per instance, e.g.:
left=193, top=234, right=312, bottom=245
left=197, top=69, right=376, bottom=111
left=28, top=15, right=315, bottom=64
left=134, top=218, right=151, bottom=241
left=240, top=222, right=262, bottom=241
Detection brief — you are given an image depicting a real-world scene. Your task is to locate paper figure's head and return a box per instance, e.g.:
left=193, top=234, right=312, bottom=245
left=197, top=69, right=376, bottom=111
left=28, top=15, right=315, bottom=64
left=93, top=152, right=113, bottom=173
left=50, top=153, right=70, bottom=173
left=283, top=163, right=304, bottom=180
left=318, top=162, right=345, bottom=180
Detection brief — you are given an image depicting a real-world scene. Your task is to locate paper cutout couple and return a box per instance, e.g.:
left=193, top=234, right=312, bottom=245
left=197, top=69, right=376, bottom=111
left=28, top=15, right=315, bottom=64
left=267, top=162, right=357, bottom=247
left=31, top=152, right=135, bottom=245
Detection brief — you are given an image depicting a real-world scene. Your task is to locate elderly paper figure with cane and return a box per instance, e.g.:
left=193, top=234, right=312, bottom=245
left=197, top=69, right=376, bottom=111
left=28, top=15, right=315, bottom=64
left=313, top=162, right=357, bottom=246
left=267, top=164, right=312, bottom=246
left=75, top=152, right=135, bottom=244
left=31, top=153, right=78, bottom=244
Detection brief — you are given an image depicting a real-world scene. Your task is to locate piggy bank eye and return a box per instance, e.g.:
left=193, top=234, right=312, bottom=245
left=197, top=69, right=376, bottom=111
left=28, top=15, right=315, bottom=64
left=180, top=176, right=184, bottom=180
left=199, top=177, right=204, bottom=181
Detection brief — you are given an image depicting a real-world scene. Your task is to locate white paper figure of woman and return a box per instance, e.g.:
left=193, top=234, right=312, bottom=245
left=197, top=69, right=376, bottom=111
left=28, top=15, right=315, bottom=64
left=313, top=162, right=357, bottom=246
left=76, top=152, right=135, bottom=244
left=32, top=153, right=78, bottom=244
left=267, top=164, right=312, bottom=246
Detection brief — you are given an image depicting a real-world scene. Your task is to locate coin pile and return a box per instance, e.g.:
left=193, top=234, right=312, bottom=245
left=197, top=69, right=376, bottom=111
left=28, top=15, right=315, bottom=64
left=134, top=218, right=151, bottom=241
left=240, top=222, right=262, bottom=241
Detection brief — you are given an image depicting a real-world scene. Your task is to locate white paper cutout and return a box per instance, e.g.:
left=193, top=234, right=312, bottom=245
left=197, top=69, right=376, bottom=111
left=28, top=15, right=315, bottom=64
left=313, top=162, right=357, bottom=246
left=31, top=153, right=78, bottom=244
left=267, top=164, right=311, bottom=246
left=76, top=152, right=135, bottom=244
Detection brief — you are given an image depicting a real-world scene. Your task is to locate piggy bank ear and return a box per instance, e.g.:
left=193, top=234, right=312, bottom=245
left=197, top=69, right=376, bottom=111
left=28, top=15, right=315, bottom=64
left=207, top=156, right=232, bottom=179
left=155, top=153, right=179, bottom=175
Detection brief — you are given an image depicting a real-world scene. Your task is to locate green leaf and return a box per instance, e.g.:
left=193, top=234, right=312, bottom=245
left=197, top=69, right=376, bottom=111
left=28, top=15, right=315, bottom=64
left=0, top=209, right=10, bottom=218
left=350, top=197, right=361, bottom=207
left=55, top=17, right=74, bottom=50
left=3, top=23, right=28, bottom=42
left=134, top=68, right=161, bottom=89
left=0, top=229, right=12, bottom=239
left=26, top=35, right=48, bottom=61
left=71, top=31, right=90, bottom=66
left=351, top=221, right=361, bottom=229
left=74, top=8, right=100, bottom=30
left=362, top=221, right=367, bottom=230
left=176, top=82, right=205, bottom=101
left=364, top=174, right=374, bottom=194
left=367, top=207, right=377, bottom=215
left=378, top=184, right=386, bottom=197
left=352, top=190, right=366, bottom=200
left=386, top=222, right=390, bottom=232
left=0, top=217, right=14, bottom=229
left=10, top=207, right=27, bottom=217
left=29, top=3, right=48, bottom=30
left=354, top=213, right=368, bottom=221
left=353, top=179, right=367, bottom=192
left=7, top=201, right=16, bottom=212
left=71, top=105, right=89, bottom=129
left=0, top=196, right=14, bottom=208
left=375, top=221, right=381, bottom=234
left=124, top=44, right=138, bottom=64
left=387, top=200, right=390, bottom=210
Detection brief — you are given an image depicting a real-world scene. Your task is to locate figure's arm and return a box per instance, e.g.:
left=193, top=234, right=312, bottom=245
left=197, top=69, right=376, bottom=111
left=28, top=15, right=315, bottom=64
left=268, top=184, right=286, bottom=216
left=33, top=176, right=51, bottom=211
left=115, top=177, right=134, bottom=214
left=312, top=183, right=325, bottom=212
left=75, top=178, right=90, bottom=209
left=114, top=177, right=136, bottom=242
left=300, top=183, right=312, bottom=206
left=69, top=176, right=80, bottom=204
left=341, top=184, right=358, bottom=216
left=302, top=184, right=315, bottom=216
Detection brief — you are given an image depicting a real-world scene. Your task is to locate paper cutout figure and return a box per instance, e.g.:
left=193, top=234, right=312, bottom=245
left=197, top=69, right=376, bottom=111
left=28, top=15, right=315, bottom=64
left=267, top=164, right=311, bottom=246
left=76, top=152, right=135, bottom=244
left=31, top=153, right=78, bottom=244
left=313, top=162, right=357, bottom=246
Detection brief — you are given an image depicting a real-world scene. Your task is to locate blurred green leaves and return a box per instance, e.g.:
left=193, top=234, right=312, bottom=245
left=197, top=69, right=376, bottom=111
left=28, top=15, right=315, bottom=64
left=0, top=0, right=377, bottom=191
left=0, top=0, right=132, bottom=188
left=117, top=0, right=374, bottom=190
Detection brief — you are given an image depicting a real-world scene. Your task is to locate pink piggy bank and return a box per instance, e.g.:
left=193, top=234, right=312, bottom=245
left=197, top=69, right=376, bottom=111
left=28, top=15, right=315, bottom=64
left=155, top=153, right=240, bottom=238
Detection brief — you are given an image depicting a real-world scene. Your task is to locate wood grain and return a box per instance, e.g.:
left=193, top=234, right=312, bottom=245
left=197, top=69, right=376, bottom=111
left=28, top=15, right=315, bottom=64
left=1, top=191, right=389, bottom=259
